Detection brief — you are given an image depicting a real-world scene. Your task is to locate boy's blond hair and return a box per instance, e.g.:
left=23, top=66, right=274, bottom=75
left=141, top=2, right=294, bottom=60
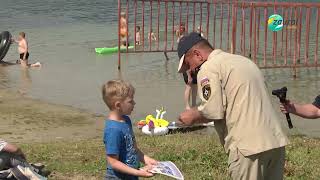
left=19, top=32, right=26, bottom=38
left=102, top=80, right=135, bottom=110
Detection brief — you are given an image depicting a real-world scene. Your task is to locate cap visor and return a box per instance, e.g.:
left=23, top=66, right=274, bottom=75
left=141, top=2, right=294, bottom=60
left=177, top=54, right=188, bottom=73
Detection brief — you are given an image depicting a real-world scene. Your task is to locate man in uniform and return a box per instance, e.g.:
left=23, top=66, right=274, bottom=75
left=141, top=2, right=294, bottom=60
left=280, top=95, right=320, bottom=119
left=177, top=32, right=289, bottom=180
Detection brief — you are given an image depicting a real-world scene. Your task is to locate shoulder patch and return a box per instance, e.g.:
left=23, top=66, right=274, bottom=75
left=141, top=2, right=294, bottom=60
left=202, top=84, right=211, bottom=100
left=200, top=77, right=210, bottom=87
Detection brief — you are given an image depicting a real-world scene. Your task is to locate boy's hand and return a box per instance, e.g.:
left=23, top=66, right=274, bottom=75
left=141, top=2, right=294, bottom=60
left=144, top=156, right=158, bottom=166
left=280, top=100, right=295, bottom=114
left=138, top=165, right=154, bottom=177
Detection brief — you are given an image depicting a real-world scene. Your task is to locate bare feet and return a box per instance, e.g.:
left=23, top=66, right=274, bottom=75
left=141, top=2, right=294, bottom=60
left=30, top=62, right=41, bottom=67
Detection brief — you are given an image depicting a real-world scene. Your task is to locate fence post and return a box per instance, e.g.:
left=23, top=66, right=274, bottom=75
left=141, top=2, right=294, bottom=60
left=315, top=8, right=320, bottom=65
left=231, top=3, right=237, bottom=54
left=118, top=0, right=121, bottom=70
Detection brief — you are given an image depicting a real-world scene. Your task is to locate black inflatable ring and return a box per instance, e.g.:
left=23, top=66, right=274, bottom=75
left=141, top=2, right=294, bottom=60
left=0, top=31, right=12, bottom=61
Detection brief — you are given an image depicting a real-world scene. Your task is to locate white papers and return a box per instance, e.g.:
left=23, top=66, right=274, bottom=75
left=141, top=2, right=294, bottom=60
left=150, top=161, right=184, bottom=180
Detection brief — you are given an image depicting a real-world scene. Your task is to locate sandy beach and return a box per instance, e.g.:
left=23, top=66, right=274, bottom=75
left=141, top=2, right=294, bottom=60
left=0, top=89, right=104, bottom=143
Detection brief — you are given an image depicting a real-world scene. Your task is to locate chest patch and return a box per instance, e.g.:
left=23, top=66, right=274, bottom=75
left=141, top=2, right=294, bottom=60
left=202, top=84, right=211, bottom=100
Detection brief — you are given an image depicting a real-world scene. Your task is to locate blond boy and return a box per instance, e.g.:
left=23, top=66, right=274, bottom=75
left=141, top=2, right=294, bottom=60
left=102, top=80, right=158, bottom=179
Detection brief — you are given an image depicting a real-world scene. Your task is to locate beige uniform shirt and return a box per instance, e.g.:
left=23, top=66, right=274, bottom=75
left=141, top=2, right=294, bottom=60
left=197, top=49, right=289, bottom=156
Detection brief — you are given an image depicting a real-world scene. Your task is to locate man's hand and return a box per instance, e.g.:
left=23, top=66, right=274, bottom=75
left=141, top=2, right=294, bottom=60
left=280, top=100, right=320, bottom=119
left=280, top=100, right=295, bottom=114
left=178, top=108, right=202, bottom=126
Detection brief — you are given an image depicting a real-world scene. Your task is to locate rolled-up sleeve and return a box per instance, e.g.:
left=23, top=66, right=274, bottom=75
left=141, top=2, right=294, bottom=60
left=312, top=95, right=320, bottom=108
left=197, top=69, right=226, bottom=120
left=0, top=140, right=8, bottom=152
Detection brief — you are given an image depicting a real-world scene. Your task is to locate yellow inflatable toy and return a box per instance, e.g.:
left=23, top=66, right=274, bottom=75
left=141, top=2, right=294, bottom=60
left=138, top=107, right=169, bottom=136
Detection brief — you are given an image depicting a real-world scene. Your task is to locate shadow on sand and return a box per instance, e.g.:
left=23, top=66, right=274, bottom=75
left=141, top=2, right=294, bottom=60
left=0, top=60, right=17, bottom=66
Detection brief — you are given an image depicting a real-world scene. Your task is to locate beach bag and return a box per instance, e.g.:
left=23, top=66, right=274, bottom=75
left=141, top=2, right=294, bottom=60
left=0, top=165, right=47, bottom=180
left=0, top=169, right=14, bottom=179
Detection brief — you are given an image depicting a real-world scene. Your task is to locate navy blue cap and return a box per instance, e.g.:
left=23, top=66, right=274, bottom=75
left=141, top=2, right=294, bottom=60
left=177, top=32, right=205, bottom=73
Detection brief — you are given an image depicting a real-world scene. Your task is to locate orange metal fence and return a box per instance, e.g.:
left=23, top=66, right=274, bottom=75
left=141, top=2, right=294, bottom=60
left=117, top=0, right=320, bottom=76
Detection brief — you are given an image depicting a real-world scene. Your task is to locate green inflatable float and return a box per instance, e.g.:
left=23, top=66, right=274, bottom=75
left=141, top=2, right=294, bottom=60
left=95, top=45, right=134, bottom=54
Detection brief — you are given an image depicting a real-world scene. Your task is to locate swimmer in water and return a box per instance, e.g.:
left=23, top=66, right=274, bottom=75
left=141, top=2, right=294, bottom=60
left=120, top=12, right=129, bottom=46
left=136, top=26, right=141, bottom=45
left=148, top=29, right=157, bottom=42
left=176, top=22, right=186, bottom=43
left=11, top=32, right=41, bottom=68
left=196, top=26, right=205, bottom=37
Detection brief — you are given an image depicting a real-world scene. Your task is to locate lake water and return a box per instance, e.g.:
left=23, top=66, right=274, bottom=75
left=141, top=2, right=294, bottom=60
left=0, top=0, right=320, bottom=137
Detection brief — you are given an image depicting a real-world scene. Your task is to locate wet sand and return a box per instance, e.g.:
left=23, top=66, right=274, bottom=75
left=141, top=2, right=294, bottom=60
left=0, top=89, right=104, bottom=143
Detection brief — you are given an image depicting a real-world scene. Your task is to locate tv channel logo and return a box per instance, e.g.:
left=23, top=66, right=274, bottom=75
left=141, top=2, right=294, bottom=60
left=268, top=14, right=284, bottom=32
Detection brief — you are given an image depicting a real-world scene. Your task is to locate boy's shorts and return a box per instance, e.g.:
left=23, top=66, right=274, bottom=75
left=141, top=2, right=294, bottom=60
left=19, top=52, right=29, bottom=60
left=228, top=147, right=285, bottom=180
left=105, top=174, right=122, bottom=180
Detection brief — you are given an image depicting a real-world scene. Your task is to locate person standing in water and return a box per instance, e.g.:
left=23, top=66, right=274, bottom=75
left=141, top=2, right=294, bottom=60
left=182, top=69, right=198, bottom=109
left=148, top=29, right=157, bottom=42
left=176, top=22, right=186, bottom=43
left=176, top=23, right=198, bottom=109
left=12, top=32, right=40, bottom=68
left=120, top=12, right=129, bottom=46
left=196, top=26, right=205, bottom=37
left=135, top=26, right=141, bottom=45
